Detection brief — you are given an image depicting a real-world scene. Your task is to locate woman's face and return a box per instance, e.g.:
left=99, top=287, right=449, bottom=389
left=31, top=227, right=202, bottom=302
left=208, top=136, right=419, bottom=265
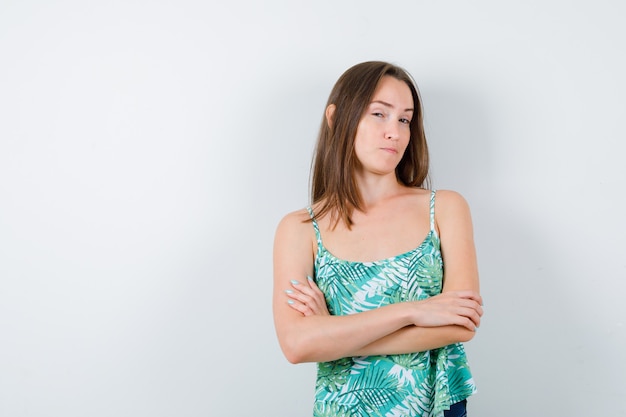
left=353, top=76, right=414, bottom=177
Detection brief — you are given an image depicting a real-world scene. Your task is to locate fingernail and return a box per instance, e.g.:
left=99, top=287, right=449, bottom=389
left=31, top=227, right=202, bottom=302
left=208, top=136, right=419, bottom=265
left=284, top=289, right=294, bottom=294
left=290, top=280, right=300, bottom=285
left=287, top=300, right=294, bottom=305
left=307, top=275, right=314, bottom=281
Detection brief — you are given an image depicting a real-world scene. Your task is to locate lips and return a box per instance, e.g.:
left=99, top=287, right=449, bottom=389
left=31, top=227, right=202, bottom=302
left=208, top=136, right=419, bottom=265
left=380, top=147, right=398, bottom=154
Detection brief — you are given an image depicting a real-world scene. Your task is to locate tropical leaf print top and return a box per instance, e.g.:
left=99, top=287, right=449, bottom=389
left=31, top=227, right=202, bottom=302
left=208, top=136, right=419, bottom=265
left=307, top=191, right=476, bottom=417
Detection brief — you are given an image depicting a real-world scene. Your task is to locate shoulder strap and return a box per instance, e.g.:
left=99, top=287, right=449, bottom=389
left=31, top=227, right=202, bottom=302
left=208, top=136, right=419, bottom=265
left=306, top=206, right=323, bottom=248
left=430, top=190, right=437, bottom=235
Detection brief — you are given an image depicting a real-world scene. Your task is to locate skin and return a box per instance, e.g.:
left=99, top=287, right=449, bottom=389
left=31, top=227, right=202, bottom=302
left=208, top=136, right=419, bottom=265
left=272, top=76, right=483, bottom=364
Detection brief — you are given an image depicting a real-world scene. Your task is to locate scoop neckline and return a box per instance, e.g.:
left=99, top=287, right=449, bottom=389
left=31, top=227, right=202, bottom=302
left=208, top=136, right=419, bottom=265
left=317, top=229, right=437, bottom=265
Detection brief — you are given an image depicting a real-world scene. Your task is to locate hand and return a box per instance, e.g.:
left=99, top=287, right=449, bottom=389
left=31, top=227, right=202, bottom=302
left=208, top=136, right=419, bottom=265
left=285, top=276, right=330, bottom=317
left=411, top=290, right=483, bottom=331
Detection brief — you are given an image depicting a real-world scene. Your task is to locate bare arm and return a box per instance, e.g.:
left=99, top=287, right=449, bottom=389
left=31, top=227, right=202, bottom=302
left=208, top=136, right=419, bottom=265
left=437, top=190, right=480, bottom=295
left=357, top=190, right=482, bottom=355
left=353, top=325, right=475, bottom=356
left=288, top=281, right=479, bottom=357
left=273, top=207, right=482, bottom=363
left=281, top=191, right=483, bottom=358
left=273, top=211, right=415, bottom=363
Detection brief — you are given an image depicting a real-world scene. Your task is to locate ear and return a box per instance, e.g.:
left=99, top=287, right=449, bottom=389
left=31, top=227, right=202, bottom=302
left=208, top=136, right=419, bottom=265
left=325, top=104, right=336, bottom=129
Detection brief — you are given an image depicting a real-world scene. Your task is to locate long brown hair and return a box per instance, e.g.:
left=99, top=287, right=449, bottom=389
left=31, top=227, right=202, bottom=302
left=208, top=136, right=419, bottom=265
left=310, top=61, right=430, bottom=228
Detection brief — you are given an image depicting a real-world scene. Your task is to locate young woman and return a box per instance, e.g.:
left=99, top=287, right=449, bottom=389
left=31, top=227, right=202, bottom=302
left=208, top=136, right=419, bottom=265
left=272, top=61, right=483, bottom=417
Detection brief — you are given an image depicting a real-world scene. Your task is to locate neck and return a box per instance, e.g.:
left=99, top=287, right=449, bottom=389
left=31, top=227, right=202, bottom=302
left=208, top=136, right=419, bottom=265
left=354, top=172, right=405, bottom=208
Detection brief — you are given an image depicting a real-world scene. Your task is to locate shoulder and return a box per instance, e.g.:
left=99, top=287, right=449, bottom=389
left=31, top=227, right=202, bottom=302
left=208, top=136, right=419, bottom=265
left=274, top=207, right=317, bottom=266
left=433, top=190, right=473, bottom=230
left=274, top=208, right=314, bottom=241
left=433, top=189, right=470, bottom=211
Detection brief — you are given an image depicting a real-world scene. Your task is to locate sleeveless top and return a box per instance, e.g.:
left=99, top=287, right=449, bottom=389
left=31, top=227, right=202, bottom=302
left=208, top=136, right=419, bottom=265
left=306, top=191, right=476, bottom=417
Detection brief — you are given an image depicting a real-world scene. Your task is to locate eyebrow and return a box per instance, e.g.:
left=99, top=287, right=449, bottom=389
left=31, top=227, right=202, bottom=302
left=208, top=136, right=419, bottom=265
left=370, top=100, right=414, bottom=112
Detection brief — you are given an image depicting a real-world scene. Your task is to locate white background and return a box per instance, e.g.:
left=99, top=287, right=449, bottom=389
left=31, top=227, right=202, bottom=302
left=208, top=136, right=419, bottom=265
left=1, top=1, right=625, bottom=416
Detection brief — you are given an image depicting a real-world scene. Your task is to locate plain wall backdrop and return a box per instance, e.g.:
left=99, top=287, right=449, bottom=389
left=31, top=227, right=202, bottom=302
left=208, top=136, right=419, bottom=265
left=1, top=1, right=625, bottom=416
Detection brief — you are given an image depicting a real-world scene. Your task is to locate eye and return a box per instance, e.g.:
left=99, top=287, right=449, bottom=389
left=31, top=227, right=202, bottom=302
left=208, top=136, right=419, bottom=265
left=399, top=118, right=411, bottom=124
left=372, top=112, right=384, bottom=118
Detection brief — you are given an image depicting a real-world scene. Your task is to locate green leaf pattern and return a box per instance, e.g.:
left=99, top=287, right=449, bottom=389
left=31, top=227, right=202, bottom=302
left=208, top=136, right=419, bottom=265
left=307, top=191, right=476, bottom=417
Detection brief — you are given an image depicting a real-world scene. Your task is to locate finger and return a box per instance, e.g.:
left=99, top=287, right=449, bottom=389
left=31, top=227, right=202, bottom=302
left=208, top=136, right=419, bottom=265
left=459, top=307, right=481, bottom=327
left=287, top=280, right=316, bottom=302
left=472, top=293, right=484, bottom=306
left=451, top=300, right=482, bottom=323
left=460, top=291, right=483, bottom=306
left=291, top=279, right=317, bottom=296
left=288, top=277, right=330, bottom=316
left=468, top=301, right=483, bottom=317
left=285, top=289, right=312, bottom=305
left=286, top=289, right=326, bottom=315
left=287, top=299, right=315, bottom=316
left=292, top=279, right=326, bottom=305
left=447, top=290, right=481, bottom=304
left=307, top=276, right=323, bottom=292
left=454, top=298, right=483, bottom=316
left=290, top=279, right=305, bottom=290
left=460, top=317, right=477, bottom=331
left=448, top=313, right=478, bottom=331
left=286, top=299, right=305, bottom=315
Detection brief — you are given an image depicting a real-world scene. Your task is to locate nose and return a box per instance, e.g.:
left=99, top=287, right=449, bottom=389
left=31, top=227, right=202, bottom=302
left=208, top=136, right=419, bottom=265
left=385, top=121, right=400, bottom=140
